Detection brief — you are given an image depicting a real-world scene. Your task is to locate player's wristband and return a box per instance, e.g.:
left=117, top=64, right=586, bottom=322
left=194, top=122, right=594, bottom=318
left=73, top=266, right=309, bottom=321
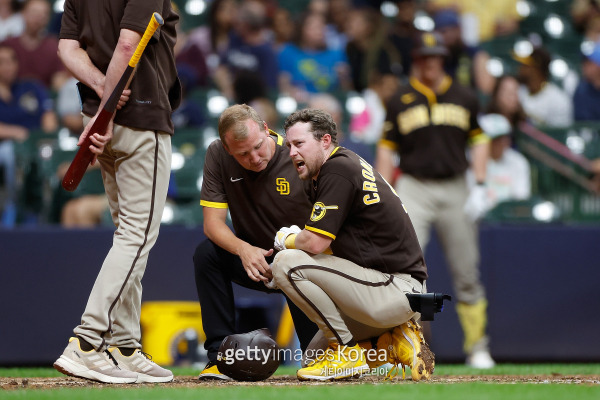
left=284, top=233, right=297, bottom=249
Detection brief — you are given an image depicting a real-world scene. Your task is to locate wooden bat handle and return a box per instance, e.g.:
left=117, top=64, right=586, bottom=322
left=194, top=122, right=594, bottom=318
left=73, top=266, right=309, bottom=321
left=61, top=12, right=164, bottom=192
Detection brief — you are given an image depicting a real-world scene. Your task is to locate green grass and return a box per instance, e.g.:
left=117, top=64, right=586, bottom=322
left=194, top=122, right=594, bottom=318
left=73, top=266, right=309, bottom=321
left=1, top=383, right=599, bottom=400
left=1, top=364, right=599, bottom=400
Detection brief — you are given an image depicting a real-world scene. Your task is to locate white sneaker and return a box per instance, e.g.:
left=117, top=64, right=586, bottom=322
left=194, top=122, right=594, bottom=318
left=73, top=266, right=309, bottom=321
left=109, top=348, right=174, bottom=383
left=53, top=337, right=138, bottom=384
left=466, top=349, right=496, bottom=369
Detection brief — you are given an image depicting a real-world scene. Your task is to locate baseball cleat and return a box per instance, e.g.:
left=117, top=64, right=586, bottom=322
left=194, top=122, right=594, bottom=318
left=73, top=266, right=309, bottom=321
left=387, top=319, right=435, bottom=381
left=297, top=343, right=370, bottom=381
left=108, top=347, right=173, bottom=383
left=198, top=361, right=232, bottom=380
left=53, top=337, right=137, bottom=384
left=466, top=349, right=496, bottom=369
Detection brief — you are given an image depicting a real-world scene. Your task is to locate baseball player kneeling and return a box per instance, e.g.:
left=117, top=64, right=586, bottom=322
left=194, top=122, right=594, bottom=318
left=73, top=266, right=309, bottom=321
left=270, top=108, right=434, bottom=381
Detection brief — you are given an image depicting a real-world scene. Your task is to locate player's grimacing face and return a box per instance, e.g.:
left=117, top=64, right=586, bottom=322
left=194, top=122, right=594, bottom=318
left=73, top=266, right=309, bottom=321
left=286, top=122, right=326, bottom=180
left=225, top=120, right=272, bottom=172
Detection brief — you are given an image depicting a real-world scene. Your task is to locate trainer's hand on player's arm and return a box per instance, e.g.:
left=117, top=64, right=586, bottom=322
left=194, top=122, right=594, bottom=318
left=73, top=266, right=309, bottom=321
left=238, top=242, right=274, bottom=283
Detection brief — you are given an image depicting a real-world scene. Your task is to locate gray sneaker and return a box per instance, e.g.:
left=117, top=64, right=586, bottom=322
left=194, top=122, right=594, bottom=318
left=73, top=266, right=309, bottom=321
left=109, top=348, right=174, bottom=383
left=53, top=337, right=138, bottom=384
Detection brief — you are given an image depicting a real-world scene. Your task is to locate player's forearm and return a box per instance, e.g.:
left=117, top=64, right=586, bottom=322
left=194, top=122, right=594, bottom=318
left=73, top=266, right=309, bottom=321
left=375, top=145, right=396, bottom=184
left=204, top=216, right=250, bottom=256
left=293, top=229, right=332, bottom=255
left=470, top=141, right=489, bottom=184
left=58, top=39, right=105, bottom=98
left=99, top=29, right=142, bottom=110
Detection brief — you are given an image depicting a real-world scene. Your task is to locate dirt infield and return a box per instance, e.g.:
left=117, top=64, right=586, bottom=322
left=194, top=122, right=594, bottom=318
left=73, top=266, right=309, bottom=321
left=1, top=374, right=599, bottom=390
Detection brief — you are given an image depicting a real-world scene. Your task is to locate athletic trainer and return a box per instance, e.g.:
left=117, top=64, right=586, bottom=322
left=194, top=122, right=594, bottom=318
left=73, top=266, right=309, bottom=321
left=193, top=104, right=318, bottom=380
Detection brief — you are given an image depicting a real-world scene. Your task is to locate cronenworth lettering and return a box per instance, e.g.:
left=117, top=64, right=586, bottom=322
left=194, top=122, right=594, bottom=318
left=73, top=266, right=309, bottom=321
left=360, top=159, right=380, bottom=205
left=398, top=103, right=470, bottom=134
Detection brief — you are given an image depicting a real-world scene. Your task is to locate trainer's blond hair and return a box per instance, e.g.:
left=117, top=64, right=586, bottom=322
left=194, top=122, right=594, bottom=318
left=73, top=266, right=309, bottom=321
left=218, top=104, right=264, bottom=147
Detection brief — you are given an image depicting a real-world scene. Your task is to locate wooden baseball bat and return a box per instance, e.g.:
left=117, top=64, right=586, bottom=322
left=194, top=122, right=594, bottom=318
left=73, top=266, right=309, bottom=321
left=62, top=12, right=164, bottom=192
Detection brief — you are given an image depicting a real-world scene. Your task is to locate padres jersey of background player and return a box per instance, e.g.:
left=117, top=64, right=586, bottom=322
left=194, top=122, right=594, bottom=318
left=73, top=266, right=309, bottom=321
left=380, top=75, right=485, bottom=177
left=305, top=147, right=427, bottom=280
left=201, top=130, right=312, bottom=250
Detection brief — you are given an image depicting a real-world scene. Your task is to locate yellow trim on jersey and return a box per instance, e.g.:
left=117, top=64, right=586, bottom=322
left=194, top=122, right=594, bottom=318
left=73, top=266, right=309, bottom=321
left=200, top=200, right=229, bottom=209
left=305, top=226, right=336, bottom=240
left=328, top=146, right=340, bottom=158
left=377, top=139, right=398, bottom=150
left=468, top=128, right=490, bottom=147
left=409, top=75, right=452, bottom=106
left=270, top=129, right=284, bottom=146
left=438, top=75, right=453, bottom=95
left=410, top=77, right=437, bottom=106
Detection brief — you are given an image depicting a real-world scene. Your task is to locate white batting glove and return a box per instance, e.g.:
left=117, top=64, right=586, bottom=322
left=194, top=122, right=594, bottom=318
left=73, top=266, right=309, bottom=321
left=274, top=225, right=301, bottom=251
left=464, top=185, right=488, bottom=222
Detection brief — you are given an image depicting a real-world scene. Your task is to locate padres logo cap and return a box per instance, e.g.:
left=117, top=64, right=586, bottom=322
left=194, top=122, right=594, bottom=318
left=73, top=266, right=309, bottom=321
left=412, top=31, right=449, bottom=57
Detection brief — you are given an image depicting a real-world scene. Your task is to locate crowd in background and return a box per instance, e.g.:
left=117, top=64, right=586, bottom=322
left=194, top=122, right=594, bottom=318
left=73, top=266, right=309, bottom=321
left=1, top=0, right=600, bottom=228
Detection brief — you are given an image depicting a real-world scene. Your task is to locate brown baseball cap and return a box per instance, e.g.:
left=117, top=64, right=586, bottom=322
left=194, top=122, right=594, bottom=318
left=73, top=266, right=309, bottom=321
left=412, top=31, right=449, bottom=57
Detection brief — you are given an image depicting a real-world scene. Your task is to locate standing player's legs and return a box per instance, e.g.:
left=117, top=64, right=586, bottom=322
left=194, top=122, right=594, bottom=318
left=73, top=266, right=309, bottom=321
left=396, top=175, right=437, bottom=249
left=74, top=125, right=171, bottom=351
left=55, top=124, right=171, bottom=383
left=433, top=175, right=493, bottom=368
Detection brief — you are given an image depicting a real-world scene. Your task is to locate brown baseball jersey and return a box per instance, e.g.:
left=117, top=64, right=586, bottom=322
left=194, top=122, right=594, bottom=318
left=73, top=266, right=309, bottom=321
left=60, top=0, right=181, bottom=135
left=305, top=147, right=427, bottom=281
left=201, top=131, right=313, bottom=251
left=380, top=76, right=488, bottom=178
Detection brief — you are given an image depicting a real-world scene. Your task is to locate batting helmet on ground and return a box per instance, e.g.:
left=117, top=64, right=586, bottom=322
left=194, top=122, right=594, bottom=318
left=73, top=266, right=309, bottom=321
left=216, top=328, right=281, bottom=381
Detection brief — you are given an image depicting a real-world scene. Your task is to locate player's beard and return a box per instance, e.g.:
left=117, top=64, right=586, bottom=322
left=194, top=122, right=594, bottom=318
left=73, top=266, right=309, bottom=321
left=297, top=153, right=325, bottom=180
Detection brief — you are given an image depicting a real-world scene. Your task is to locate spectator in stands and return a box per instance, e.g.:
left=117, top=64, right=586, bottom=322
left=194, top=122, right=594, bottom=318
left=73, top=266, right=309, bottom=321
left=571, top=0, right=600, bottom=35
left=278, top=12, right=350, bottom=103
left=485, top=74, right=527, bottom=130
left=271, top=7, right=295, bottom=51
left=388, top=0, right=421, bottom=78
left=573, top=42, right=600, bottom=121
left=308, top=93, right=375, bottom=165
left=0, top=0, right=24, bottom=41
left=0, top=43, right=57, bottom=227
left=514, top=46, right=573, bottom=127
left=323, top=0, right=351, bottom=51
left=345, top=6, right=401, bottom=146
left=470, top=113, right=531, bottom=213
left=426, top=0, right=521, bottom=44
left=56, top=74, right=83, bottom=135
left=348, top=73, right=399, bottom=146
left=185, top=0, right=236, bottom=76
left=345, top=6, right=402, bottom=93
left=214, top=0, right=278, bottom=102
left=1, top=0, right=68, bottom=90
left=433, top=9, right=495, bottom=95
left=249, top=96, right=279, bottom=129
left=173, top=4, right=209, bottom=92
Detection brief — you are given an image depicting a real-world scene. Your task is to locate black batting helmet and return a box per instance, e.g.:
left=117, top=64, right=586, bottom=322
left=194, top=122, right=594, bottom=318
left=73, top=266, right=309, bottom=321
left=216, top=328, right=281, bottom=381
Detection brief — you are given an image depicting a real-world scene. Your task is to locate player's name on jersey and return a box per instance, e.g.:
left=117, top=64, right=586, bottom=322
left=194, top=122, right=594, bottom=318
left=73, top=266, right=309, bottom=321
left=398, top=103, right=470, bottom=134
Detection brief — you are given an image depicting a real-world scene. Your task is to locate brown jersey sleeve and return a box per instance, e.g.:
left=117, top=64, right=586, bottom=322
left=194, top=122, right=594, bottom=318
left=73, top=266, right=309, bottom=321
left=305, top=172, right=354, bottom=240
left=200, top=141, right=228, bottom=209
